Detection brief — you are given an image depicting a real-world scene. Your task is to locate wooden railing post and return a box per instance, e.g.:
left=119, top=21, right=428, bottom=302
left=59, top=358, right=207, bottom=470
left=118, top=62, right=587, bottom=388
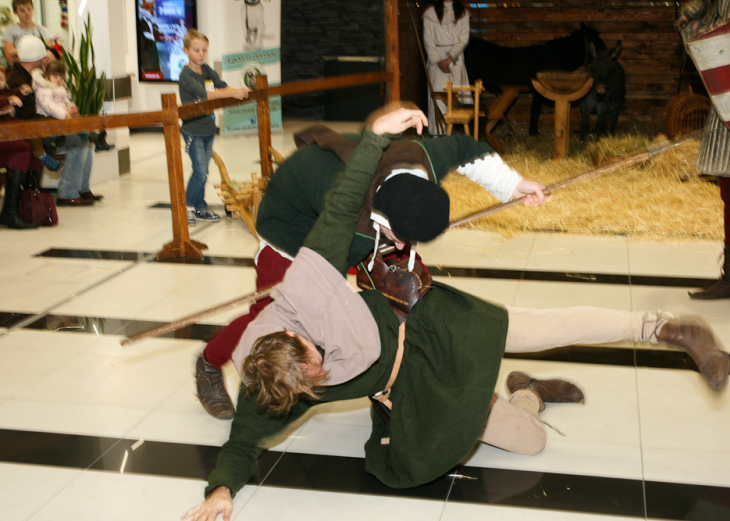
left=157, top=93, right=207, bottom=260
left=384, top=0, right=400, bottom=103
left=256, top=75, right=274, bottom=181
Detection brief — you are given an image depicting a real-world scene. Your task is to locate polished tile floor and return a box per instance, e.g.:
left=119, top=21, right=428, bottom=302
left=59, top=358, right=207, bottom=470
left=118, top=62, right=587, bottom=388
left=0, top=124, right=728, bottom=521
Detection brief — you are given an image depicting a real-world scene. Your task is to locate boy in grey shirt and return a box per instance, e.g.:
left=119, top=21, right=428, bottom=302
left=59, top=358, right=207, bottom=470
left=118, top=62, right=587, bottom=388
left=3, top=0, right=52, bottom=67
left=179, top=28, right=248, bottom=224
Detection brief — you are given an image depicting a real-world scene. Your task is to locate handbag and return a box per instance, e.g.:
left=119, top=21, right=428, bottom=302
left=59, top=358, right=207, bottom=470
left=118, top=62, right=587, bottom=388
left=20, top=188, right=59, bottom=226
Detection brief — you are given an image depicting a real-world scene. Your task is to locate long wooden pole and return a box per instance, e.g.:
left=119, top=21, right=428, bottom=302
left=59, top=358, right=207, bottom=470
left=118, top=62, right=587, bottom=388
left=449, top=130, right=703, bottom=228
left=121, top=286, right=274, bottom=347
left=120, top=130, right=703, bottom=345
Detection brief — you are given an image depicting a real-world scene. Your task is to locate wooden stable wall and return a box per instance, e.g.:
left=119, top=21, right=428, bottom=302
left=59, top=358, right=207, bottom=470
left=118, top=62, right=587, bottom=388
left=399, top=2, right=706, bottom=133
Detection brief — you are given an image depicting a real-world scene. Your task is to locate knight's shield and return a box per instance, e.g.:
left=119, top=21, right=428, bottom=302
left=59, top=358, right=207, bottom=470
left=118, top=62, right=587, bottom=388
left=682, top=17, right=730, bottom=129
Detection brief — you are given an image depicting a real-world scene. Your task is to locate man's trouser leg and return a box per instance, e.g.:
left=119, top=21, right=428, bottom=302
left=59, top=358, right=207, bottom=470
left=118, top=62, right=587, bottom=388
left=504, top=306, right=662, bottom=353
left=481, top=392, right=546, bottom=456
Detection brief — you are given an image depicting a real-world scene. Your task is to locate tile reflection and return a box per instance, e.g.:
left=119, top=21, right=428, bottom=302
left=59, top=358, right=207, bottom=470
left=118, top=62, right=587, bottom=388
left=448, top=466, right=644, bottom=517
left=645, top=480, right=730, bottom=521
left=23, top=314, right=225, bottom=342
left=0, top=429, right=119, bottom=469
left=36, top=248, right=153, bottom=262
left=264, top=452, right=453, bottom=499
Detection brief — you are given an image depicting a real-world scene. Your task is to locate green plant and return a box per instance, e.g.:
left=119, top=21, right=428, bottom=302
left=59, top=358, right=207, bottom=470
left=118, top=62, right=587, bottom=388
left=62, top=14, right=106, bottom=116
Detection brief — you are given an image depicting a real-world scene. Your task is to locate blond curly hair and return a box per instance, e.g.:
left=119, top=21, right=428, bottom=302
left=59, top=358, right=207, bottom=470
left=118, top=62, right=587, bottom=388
left=241, top=331, right=327, bottom=415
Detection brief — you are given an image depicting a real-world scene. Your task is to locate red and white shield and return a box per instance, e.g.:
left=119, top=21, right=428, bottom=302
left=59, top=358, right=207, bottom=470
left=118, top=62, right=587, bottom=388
left=683, top=20, right=730, bottom=129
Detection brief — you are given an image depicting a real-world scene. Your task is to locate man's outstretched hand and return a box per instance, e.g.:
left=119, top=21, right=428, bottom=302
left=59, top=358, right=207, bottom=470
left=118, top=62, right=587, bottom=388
left=182, top=486, right=233, bottom=521
left=370, top=104, right=428, bottom=136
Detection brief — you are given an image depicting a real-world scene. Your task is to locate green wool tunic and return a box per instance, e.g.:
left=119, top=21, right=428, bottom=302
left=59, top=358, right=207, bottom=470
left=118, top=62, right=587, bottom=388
left=256, top=131, right=497, bottom=267
left=206, top=130, right=507, bottom=497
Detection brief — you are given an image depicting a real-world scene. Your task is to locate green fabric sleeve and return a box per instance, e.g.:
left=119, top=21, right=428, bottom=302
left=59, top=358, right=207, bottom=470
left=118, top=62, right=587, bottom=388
left=418, top=134, right=496, bottom=182
left=205, top=389, right=313, bottom=498
left=303, top=129, right=391, bottom=275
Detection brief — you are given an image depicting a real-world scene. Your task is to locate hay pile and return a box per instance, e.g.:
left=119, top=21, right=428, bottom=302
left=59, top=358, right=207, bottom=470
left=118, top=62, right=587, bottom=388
left=442, top=131, right=724, bottom=240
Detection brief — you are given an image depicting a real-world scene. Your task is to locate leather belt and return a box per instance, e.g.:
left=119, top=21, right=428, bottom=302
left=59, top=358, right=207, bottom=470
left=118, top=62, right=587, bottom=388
left=371, top=320, right=406, bottom=411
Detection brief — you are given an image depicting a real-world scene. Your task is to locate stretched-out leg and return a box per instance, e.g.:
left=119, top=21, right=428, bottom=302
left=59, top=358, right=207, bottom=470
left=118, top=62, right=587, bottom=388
left=505, top=306, right=729, bottom=389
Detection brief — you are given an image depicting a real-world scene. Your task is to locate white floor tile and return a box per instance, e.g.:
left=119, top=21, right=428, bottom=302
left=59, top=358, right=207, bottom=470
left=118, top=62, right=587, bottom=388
left=238, top=487, right=444, bottom=521
left=528, top=233, right=629, bottom=274
left=28, top=471, right=254, bottom=521
left=0, top=463, right=83, bottom=521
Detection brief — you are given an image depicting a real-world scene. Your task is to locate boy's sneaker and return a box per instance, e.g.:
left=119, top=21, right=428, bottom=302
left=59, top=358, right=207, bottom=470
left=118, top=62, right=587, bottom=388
left=187, top=207, right=197, bottom=226
left=39, top=153, right=62, bottom=172
left=194, top=209, right=221, bottom=222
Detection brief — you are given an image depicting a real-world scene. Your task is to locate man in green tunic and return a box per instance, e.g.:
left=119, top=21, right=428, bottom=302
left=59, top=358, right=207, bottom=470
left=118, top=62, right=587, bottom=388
left=183, top=107, right=729, bottom=521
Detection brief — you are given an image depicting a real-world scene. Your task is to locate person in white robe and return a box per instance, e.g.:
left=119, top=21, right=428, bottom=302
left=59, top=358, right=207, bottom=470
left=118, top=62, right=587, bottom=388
left=422, top=0, right=471, bottom=135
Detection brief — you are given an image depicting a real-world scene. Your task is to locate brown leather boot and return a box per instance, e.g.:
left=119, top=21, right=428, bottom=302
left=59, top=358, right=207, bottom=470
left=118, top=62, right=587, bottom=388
left=195, top=353, right=235, bottom=419
left=689, top=248, right=730, bottom=300
left=507, top=372, right=585, bottom=412
left=657, top=317, right=730, bottom=390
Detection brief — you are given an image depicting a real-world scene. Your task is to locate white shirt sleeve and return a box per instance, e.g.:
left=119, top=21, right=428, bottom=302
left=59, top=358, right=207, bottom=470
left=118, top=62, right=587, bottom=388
left=455, top=154, right=523, bottom=203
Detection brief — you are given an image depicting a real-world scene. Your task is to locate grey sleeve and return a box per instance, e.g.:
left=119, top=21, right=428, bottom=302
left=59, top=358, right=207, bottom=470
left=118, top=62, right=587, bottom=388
left=178, top=72, right=207, bottom=103
left=208, top=67, right=228, bottom=89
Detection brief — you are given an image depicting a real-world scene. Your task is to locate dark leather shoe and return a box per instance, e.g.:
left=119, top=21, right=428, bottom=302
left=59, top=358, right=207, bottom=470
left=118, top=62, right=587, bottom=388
left=689, top=279, right=730, bottom=300
left=195, top=353, right=235, bottom=420
left=657, top=317, right=729, bottom=390
left=57, top=197, right=94, bottom=206
left=80, top=191, right=103, bottom=201
left=507, top=372, right=585, bottom=412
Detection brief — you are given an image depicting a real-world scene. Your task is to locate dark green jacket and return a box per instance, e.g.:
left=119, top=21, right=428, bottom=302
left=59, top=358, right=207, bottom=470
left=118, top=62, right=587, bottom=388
left=206, top=130, right=507, bottom=497
left=256, top=133, right=495, bottom=267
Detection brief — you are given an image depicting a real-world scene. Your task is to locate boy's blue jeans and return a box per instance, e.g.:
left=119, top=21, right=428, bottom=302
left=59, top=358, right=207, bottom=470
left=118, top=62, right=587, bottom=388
left=58, top=134, right=93, bottom=200
left=183, top=133, right=215, bottom=210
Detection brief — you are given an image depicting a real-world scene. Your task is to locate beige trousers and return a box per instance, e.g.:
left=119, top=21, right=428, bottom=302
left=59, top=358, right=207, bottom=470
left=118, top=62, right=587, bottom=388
left=480, top=306, right=667, bottom=456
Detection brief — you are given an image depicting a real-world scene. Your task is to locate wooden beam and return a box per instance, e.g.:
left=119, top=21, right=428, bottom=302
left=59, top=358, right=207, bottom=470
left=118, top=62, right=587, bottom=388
left=0, top=111, right=173, bottom=141
left=384, top=0, right=400, bottom=103
left=156, top=93, right=206, bottom=261
left=256, top=75, right=274, bottom=181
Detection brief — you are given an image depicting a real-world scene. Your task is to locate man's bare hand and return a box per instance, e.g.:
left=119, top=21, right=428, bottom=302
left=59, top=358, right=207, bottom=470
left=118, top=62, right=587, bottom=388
left=513, top=178, right=550, bottom=207
left=370, top=106, right=428, bottom=136
left=18, top=85, right=32, bottom=96
left=7, top=95, right=22, bottom=107
left=182, top=486, right=233, bottom=521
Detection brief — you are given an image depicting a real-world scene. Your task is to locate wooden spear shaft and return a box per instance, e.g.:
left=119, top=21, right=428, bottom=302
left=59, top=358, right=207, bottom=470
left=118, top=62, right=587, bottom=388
left=449, top=130, right=703, bottom=228
left=121, top=130, right=701, bottom=347
left=120, top=286, right=274, bottom=347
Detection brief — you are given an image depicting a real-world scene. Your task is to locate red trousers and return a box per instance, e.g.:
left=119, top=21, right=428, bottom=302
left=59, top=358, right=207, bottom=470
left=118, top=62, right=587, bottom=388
left=204, top=246, right=292, bottom=369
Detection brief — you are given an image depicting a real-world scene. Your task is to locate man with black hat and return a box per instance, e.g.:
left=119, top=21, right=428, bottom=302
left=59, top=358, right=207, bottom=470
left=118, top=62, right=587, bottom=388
left=194, top=108, right=547, bottom=420
left=183, top=106, right=728, bottom=521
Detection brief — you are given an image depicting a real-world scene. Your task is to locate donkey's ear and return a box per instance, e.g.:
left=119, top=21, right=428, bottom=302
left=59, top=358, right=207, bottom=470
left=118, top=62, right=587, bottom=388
left=581, top=22, right=588, bottom=30
left=610, top=40, right=623, bottom=60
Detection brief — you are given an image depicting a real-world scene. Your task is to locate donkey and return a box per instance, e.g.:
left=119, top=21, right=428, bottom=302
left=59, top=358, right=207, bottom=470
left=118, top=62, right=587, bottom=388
left=464, top=23, right=606, bottom=136
left=580, top=41, right=626, bottom=140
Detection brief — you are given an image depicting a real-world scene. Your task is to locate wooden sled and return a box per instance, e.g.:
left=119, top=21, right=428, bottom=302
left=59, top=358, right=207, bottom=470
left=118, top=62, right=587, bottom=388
left=213, top=146, right=285, bottom=238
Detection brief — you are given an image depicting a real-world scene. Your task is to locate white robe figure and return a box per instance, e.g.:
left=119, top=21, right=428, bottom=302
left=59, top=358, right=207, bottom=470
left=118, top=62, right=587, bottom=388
left=423, top=1, right=471, bottom=135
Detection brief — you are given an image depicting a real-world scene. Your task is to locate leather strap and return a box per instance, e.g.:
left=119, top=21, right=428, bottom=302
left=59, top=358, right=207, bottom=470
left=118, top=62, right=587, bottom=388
left=372, top=320, right=406, bottom=410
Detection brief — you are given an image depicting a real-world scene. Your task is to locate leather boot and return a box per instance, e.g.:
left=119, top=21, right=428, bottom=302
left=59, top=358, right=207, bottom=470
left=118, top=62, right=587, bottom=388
left=507, top=372, right=585, bottom=412
left=689, top=248, right=730, bottom=300
left=0, top=169, right=38, bottom=229
left=657, top=317, right=729, bottom=390
left=195, top=353, right=235, bottom=419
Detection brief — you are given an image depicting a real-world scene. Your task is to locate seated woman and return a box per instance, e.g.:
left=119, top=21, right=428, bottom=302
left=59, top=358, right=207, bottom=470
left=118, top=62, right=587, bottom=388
left=0, top=139, right=41, bottom=229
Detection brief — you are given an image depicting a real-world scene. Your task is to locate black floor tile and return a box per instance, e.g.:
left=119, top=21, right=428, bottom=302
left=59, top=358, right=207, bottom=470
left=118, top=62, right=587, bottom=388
left=645, top=480, right=730, bottom=521
left=264, top=452, right=453, bottom=500
left=448, top=466, right=645, bottom=517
